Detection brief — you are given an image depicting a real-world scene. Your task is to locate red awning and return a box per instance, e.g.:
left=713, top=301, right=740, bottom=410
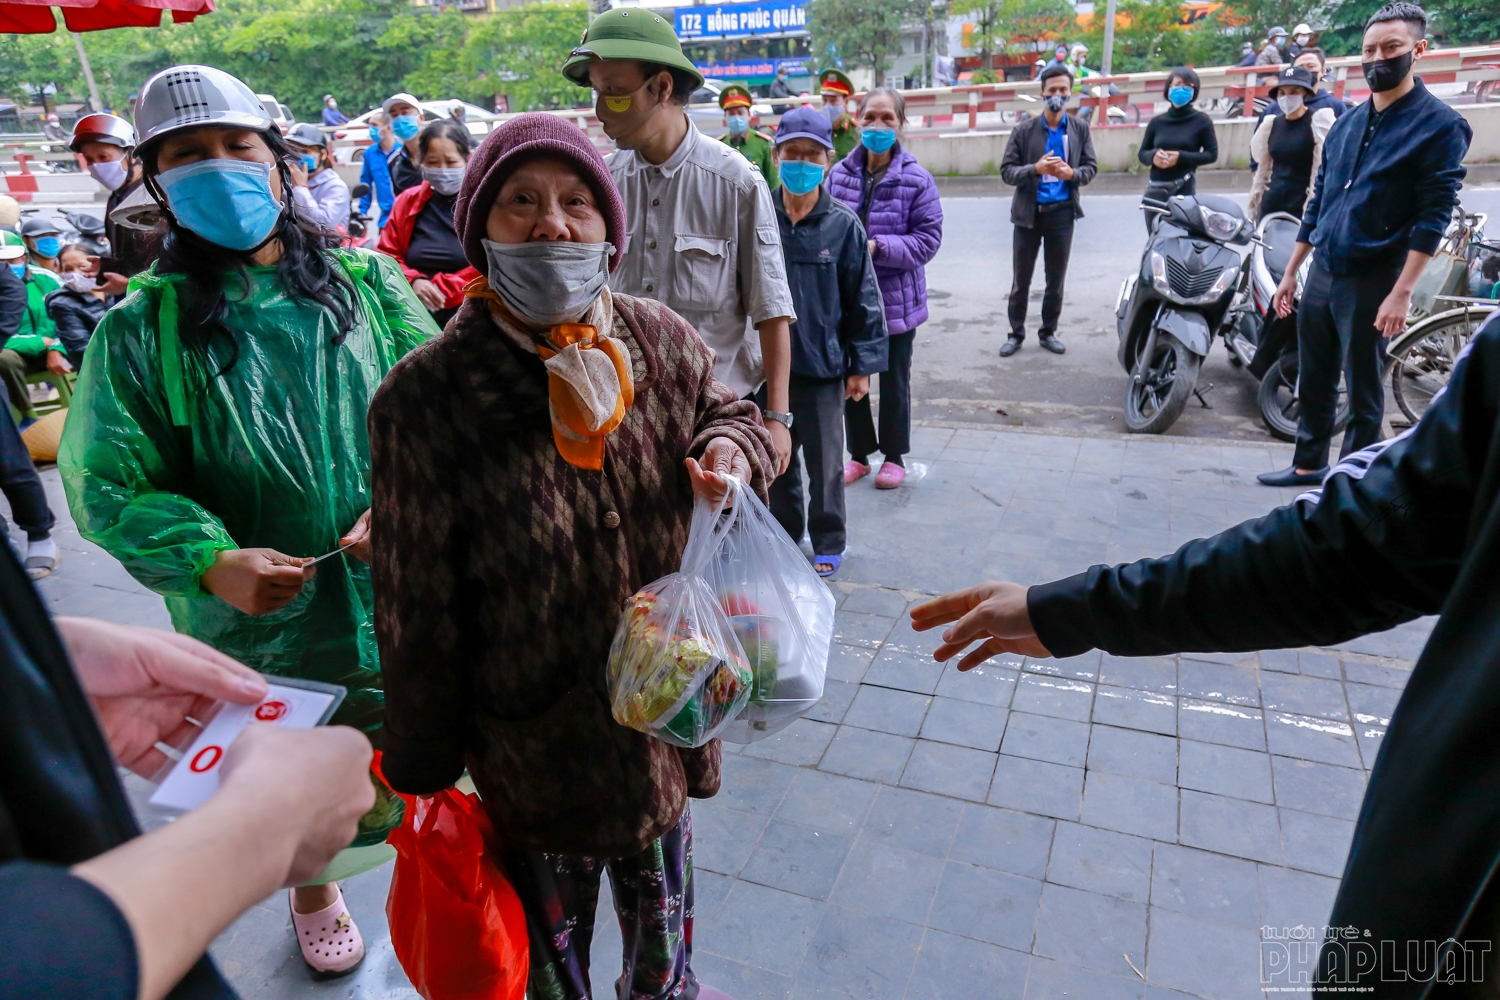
left=0, top=0, right=213, bottom=34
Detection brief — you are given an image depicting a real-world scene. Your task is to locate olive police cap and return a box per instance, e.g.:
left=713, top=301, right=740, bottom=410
left=719, top=83, right=753, bottom=110
left=563, top=8, right=705, bottom=90
left=819, top=68, right=854, bottom=96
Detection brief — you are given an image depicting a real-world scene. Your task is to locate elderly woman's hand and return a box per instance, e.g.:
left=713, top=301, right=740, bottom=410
left=685, top=437, right=751, bottom=507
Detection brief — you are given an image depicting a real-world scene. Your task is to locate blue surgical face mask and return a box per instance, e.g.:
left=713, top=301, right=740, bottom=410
left=31, top=236, right=60, bottom=259
left=391, top=114, right=421, bottom=141
left=779, top=159, right=826, bottom=195
left=861, top=127, right=897, bottom=154
left=726, top=114, right=750, bottom=135
left=9, top=264, right=25, bottom=278
left=158, top=158, right=284, bottom=252
left=369, top=125, right=382, bottom=143
left=1168, top=86, right=1194, bottom=108
left=300, top=154, right=318, bottom=172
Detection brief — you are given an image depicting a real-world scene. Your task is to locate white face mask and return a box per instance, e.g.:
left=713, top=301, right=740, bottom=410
left=62, top=269, right=97, bottom=294
left=1277, top=94, right=1305, bottom=115
left=482, top=240, right=614, bottom=328
left=422, top=166, right=465, bottom=196
left=88, top=158, right=128, bottom=191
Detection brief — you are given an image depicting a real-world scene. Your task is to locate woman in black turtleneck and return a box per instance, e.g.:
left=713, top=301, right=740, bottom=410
left=1138, top=66, right=1218, bottom=230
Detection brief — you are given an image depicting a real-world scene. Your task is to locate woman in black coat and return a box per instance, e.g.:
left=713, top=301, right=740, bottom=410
left=45, top=244, right=113, bottom=368
left=1137, top=66, right=1219, bottom=230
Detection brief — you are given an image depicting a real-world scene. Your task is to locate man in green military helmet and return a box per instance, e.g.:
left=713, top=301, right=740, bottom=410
left=818, top=68, right=861, bottom=162
left=718, top=83, right=777, bottom=187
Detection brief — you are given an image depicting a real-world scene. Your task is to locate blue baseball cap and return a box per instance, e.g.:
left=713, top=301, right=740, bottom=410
left=774, top=106, right=833, bottom=150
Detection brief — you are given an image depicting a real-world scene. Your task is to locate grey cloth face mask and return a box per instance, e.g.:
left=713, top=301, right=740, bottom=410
left=482, top=239, right=614, bottom=328
left=422, top=166, right=465, bottom=195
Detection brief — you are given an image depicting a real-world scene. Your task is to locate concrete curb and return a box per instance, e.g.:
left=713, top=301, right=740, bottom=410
left=936, top=162, right=1500, bottom=197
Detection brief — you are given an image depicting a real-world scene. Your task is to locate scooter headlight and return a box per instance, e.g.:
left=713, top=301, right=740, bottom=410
left=1149, top=251, right=1171, bottom=296
left=1198, top=205, right=1241, bottom=241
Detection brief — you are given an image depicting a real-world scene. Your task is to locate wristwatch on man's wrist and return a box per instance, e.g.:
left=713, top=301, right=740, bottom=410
left=762, top=408, right=794, bottom=429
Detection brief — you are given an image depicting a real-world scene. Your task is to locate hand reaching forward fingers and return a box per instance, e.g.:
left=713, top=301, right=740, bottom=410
left=910, top=581, right=1053, bottom=669
left=686, top=437, right=750, bottom=507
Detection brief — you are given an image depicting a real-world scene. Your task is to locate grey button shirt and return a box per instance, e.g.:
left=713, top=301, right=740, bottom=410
left=607, top=121, right=796, bottom=397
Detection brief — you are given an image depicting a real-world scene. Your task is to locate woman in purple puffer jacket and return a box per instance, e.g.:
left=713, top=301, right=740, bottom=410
left=828, top=86, right=943, bottom=490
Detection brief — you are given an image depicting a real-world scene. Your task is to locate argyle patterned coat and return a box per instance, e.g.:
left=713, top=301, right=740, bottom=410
left=370, top=293, right=774, bottom=857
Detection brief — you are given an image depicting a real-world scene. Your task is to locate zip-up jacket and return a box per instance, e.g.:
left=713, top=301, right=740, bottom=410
left=1297, top=79, right=1471, bottom=272
left=1028, top=311, right=1500, bottom=995
left=773, top=187, right=888, bottom=380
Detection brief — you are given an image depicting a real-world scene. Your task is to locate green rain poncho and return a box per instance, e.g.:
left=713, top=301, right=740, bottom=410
left=60, top=247, right=439, bottom=737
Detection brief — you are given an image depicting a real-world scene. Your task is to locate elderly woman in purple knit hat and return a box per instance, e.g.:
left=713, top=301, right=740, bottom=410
left=368, top=112, right=770, bottom=1000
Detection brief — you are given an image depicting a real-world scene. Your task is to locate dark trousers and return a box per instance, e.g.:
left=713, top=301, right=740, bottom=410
left=846, top=330, right=914, bottom=465
left=1008, top=205, right=1075, bottom=339
left=0, top=396, right=53, bottom=541
left=1292, top=259, right=1401, bottom=470
left=0, top=348, right=46, bottom=421
left=770, top=373, right=847, bottom=555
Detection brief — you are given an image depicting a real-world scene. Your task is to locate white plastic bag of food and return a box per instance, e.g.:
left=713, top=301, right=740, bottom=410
left=705, top=477, right=836, bottom=744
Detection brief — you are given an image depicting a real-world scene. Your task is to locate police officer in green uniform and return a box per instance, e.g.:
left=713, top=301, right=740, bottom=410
left=819, top=68, right=861, bottom=163
left=718, top=83, right=778, bottom=187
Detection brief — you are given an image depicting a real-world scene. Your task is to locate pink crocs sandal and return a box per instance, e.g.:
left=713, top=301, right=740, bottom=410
left=874, top=462, right=906, bottom=489
left=290, top=887, right=365, bottom=977
left=844, top=460, right=871, bottom=485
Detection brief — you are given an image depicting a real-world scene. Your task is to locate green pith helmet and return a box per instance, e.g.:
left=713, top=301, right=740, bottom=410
left=719, top=83, right=753, bottom=110
left=562, top=8, right=705, bottom=90
left=819, top=68, right=855, bottom=98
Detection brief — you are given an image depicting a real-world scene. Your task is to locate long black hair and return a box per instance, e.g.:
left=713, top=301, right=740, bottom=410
left=141, top=126, right=359, bottom=375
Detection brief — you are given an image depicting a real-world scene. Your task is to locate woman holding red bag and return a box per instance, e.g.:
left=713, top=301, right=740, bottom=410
left=369, top=112, right=773, bottom=1000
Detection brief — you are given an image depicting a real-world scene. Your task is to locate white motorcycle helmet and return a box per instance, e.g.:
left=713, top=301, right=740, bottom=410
left=133, top=64, right=276, bottom=158
left=69, top=113, right=137, bottom=153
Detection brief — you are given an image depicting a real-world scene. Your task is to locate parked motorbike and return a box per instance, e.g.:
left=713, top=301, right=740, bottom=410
left=1215, top=210, right=1349, bottom=441
left=1115, top=182, right=1251, bottom=433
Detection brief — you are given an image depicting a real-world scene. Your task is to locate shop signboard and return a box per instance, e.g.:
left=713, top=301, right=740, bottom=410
left=675, top=0, right=809, bottom=41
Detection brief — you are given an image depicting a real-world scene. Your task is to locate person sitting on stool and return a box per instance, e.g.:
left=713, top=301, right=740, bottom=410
left=998, top=64, right=1097, bottom=357
left=1258, top=1, right=1472, bottom=488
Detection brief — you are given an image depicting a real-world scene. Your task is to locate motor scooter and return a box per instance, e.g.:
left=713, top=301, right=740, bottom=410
left=1115, top=181, right=1254, bottom=433
left=342, top=183, right=373, bottom=249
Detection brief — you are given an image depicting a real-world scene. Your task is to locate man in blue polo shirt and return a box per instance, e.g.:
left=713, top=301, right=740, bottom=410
left=1260, top=1, right=1471, bottom=487
left=999, top=64, right=1098, bottom=357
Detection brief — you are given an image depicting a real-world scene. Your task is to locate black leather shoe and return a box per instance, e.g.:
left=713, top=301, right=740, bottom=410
left=1256, top=465, right=1328, bottom=487
left=999, top=336, right=1023, bottom=357
left=1038, top=334, right=1066, bottom=355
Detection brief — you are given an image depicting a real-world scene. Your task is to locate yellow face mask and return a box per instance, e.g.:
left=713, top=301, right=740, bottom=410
left=605, top=95, right=633, bottom=113
left=595, top=79, right=661, bottom=140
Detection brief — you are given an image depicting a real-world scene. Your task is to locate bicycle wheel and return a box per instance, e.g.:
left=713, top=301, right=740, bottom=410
left=1386, top=306, right=1494, bottom=424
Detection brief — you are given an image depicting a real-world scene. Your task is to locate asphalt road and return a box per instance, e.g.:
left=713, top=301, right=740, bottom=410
left=914, top=187, right=1500, bottom=442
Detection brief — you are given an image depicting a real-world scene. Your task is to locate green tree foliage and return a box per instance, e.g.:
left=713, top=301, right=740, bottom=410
left=950, top=0, right=1074, bottom=74
left=1075, top=0, right=1216, bottom=73
left=807, top=0, right=923, bottom=84
left=0, top=0, right=587, bottom=121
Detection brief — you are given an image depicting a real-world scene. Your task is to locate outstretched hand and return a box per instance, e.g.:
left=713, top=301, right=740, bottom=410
left=909, top=581, right=1053, bottom=670
left=686, top=437, right=751, bottom=507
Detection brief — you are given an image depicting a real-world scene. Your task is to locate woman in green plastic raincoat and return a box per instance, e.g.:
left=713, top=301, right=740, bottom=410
left=57, top=64, right=440, bottom=976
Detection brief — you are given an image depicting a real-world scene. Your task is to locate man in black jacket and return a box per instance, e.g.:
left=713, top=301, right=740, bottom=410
left=998, top=64, right=1098, bottom=358
left=1259, top=2, right=1471, bottom=488
left=768, top=106, right=887, bottom=577
left=911, top=311, right=1500, bottom=995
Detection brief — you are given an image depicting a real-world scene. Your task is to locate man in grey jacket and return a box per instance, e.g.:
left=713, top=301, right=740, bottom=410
left=999, top=65, right=1098, bottom=357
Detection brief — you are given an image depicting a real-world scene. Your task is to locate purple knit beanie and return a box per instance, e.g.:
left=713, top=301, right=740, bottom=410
left=454, top=112, right=626, bottom=274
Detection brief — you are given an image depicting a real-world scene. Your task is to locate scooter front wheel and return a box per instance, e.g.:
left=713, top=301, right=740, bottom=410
left=1124, top=332, right=1201, bottom=434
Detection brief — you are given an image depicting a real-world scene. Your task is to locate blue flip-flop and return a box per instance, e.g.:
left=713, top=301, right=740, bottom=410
left=815, top=554, right=842, bottom=578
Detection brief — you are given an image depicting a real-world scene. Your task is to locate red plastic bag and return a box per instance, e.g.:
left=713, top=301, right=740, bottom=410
left=385, top=788, right=529, bottom=1000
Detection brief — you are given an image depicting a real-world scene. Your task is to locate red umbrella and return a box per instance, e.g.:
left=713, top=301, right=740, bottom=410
left=0, top=0, right=213, bottom=34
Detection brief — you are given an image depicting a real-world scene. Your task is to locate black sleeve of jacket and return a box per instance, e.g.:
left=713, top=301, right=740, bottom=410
left=0, top=264, right=24, bottom=342
left=45, top=293, right=94, bottom=359
left=1137, top=117, right=1160, bottom=166
left=1176, top=115, right=1219, bottom=169
left=838, top=215, right=889, bottom=377
left=1073, top=119, right=1097, bottom=188
left=1028, top=315, right=1500, bottom=659
left=999, top=123, right=1034, bottom=186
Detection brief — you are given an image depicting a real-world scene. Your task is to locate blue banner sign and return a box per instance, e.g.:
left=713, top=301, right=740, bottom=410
left=675, top=0, right=809, bottom=40
left=696, top=56, right=811, bottom=79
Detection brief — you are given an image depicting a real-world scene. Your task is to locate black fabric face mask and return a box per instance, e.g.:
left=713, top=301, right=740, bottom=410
left=1362, top=48, right=1414, bottom=93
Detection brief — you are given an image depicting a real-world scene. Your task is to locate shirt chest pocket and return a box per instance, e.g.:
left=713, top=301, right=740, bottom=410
left=671, top=234, right=734, bottom=310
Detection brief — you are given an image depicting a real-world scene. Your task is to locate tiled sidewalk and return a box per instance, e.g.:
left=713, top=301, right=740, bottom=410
left=17, top=425, right=1432, bottom=1000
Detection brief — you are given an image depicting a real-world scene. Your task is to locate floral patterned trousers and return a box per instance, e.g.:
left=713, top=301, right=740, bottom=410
left=499, top=805, right=698, bottom=1000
